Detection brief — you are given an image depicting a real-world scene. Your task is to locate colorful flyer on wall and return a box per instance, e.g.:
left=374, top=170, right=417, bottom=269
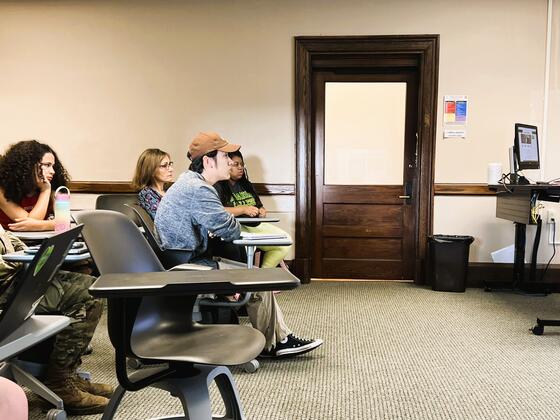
left=443, top=95, right=468, bottom=138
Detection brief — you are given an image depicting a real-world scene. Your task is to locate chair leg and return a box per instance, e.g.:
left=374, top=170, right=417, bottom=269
left=101, top=384, right=127, bottom=420
left=154, top=365, right=245, bottom=420
left=10, top=362, right=64, bottom=410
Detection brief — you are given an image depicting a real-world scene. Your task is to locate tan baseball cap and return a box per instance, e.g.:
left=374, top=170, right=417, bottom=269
left=188, top=132, right=240, bottom=160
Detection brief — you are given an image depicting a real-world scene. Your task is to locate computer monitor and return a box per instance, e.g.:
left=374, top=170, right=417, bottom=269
left=514, top=123, right=540, bottom=170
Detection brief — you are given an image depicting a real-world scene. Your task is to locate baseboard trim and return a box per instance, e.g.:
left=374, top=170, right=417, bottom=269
left=467, top=262, right=560, bottom=291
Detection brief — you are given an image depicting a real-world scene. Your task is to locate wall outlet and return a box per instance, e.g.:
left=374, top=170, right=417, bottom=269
left=548, top=210, right=556, bottom=224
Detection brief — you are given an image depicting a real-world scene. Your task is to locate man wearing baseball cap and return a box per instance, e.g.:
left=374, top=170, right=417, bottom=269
left=155, top=132, right=322, bottom=358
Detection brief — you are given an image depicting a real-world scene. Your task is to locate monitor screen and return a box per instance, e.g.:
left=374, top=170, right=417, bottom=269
left=514, top=123, right=540, bottom=170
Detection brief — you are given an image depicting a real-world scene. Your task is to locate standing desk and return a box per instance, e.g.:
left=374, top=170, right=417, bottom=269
left=494, top=184, right=560, bottom=287
left=494, top=183, right=560, bottom=334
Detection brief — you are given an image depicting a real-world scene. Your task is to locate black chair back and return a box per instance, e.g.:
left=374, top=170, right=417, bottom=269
left=74, top=210, right=165, bottom=363
left=125, top=204, right=193, bottom=269
left=95, top=194, right=140, bottom=226
left=75, top=210, right=163, bottom=274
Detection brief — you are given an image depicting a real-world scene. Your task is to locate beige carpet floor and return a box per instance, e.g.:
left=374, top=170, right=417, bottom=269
left=28, top=281, right=560, bottom=419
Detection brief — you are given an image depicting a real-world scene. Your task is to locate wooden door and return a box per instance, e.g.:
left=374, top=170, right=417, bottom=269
left=312, top=70, right=419, bottom=279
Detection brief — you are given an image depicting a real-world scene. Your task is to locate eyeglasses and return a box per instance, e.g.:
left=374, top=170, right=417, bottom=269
left=159, top=161, right=174, bottom=169
left=230, top=162, right=245, bottom=168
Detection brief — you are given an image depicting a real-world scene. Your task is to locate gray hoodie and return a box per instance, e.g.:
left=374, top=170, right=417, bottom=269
left=154, top=171, right=241, bottom=258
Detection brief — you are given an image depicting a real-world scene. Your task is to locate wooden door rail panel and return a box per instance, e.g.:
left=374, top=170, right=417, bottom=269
left=68, top=181, right=295, bottom=195
left=322, top=226, right=402, bottom=238
left=321, top=259, right=406, bottom=280
left=322, top=237, right=402, bottom=259
left=69, top=182, right=495, bottom=197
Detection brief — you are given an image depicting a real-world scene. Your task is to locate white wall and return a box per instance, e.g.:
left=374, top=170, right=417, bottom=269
left=0, top=0, right=557, bottom=264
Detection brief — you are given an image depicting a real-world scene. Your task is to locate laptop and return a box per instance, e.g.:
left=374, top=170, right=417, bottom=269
left=0, top=225, right=83, bottom=342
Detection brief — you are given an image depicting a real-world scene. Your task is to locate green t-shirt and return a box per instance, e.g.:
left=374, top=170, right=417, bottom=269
left=228, top=182, right=258, bottom=207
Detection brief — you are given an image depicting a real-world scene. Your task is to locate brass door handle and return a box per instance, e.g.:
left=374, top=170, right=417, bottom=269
left=399, top=195, right=411, bottom=199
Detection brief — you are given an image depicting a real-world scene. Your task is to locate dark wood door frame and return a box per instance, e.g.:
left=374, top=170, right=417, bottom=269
left=294, top=35, right=440, bottom=284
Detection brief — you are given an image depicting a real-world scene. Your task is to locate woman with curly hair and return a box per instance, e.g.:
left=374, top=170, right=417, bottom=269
left=0, top=140, right=69, bottom=231
left=131, top=148, right=174, bottom=220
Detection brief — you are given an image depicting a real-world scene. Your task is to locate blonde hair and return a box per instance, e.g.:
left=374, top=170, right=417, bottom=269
left=132, top=148, right=170, bottom=191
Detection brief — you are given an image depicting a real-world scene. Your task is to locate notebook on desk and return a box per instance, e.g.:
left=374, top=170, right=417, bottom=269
left=240, top=232, right=287, bottom=240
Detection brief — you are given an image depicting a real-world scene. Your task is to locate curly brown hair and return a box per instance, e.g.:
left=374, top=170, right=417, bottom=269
left=0, top=140, right=70, bottom=203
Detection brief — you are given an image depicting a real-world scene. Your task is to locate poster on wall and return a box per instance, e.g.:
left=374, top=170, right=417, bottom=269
left=443, top=95, right=468, bottom=138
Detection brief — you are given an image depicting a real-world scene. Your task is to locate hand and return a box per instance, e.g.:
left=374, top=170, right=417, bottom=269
left=258, top=207, right=267, bottom=217
left=35, top=164, right=51, bottom=192
left=242, top=206, right=259, bottom=217
left=8, top=217, right=50, bottom=232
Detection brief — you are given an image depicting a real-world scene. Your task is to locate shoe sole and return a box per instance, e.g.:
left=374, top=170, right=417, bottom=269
left=66, top=405, right=108, bottom=415
left=260, top=340, right=323, bottom=359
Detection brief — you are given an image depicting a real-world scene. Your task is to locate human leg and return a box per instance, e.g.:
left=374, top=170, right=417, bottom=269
left=37, top=271, right=111, bottom=414
left=244, top=290, right=323, bottom=358
left=245, top=291, right=291, bottom=350
left=241, top=223, right=291, bottom=268
left=213, top=240, right=323, bottom=358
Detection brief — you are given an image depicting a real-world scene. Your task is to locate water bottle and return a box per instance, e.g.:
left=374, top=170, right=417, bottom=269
left=54, top=186, right=71, bottom=232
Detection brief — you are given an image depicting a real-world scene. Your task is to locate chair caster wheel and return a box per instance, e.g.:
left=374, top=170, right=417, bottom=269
left=46, top=408, right=67, bottom=420
left=127, top=358, right=143, bottom=369
left=532, top=325, right=544, bottom=335
left=242, top=359, right=259, bottom=373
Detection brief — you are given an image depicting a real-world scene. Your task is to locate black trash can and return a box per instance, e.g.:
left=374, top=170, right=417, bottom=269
left=427, top=235, right=474, bottom=292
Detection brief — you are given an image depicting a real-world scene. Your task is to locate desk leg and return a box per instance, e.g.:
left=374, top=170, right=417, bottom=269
left=246, top=246, right=255, bottom=269
left=513, top=222, right=526, bottom=288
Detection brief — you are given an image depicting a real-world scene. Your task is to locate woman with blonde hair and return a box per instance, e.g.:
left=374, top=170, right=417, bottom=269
left=132, top=148, right=174, bottom=219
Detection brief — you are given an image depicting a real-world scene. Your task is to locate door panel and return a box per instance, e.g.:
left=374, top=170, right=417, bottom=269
left=323, top=203, right=402, bottom=227
left=321, top=260, right=404, bottom=279
left=323, top=238, right=402, bottom=259
left=312, top=70, right=419, bottom=280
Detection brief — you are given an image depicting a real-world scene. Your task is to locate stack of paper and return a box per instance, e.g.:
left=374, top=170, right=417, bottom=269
left=240, top=232, right=287, bottom=240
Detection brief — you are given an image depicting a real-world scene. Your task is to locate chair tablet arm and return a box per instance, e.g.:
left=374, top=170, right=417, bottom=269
left=168, top=263, right=213, bottom=271
left=89, top=268, right=300, bottom=298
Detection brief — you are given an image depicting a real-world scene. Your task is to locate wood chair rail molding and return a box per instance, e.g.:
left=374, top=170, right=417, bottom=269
left=69, top=181, right=494, bottom=196
left=68, top=181, right=296, bottom=196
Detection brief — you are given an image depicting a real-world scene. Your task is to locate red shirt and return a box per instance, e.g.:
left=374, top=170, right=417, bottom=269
left=0, top=195, right=44, bottom=229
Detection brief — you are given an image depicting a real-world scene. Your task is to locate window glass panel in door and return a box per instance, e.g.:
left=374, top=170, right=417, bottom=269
left=324, top=82, right=407, bottom=185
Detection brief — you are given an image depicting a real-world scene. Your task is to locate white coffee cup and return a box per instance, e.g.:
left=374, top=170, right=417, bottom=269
left=487, top=163, right=502, bottom=185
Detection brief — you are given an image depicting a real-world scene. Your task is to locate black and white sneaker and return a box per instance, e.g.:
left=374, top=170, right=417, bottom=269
left=260, top=334, right=323, bottom=358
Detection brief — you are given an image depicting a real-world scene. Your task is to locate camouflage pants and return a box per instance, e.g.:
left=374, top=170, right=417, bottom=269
left=35, top=271, right=102, bottom=370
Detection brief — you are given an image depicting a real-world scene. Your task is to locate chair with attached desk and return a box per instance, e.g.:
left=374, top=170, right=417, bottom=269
left=0, top=226, right=83, bottom=420
left=125, top=203, right=260, bottom=372
left=75, top=210, right=300, bottom=419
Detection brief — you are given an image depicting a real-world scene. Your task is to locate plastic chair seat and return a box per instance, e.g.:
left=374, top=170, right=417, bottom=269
left=132, top=324, right=264, bottom=366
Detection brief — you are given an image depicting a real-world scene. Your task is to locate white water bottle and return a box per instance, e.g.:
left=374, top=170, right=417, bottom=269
left=54, top=186, right=71, bottom=232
